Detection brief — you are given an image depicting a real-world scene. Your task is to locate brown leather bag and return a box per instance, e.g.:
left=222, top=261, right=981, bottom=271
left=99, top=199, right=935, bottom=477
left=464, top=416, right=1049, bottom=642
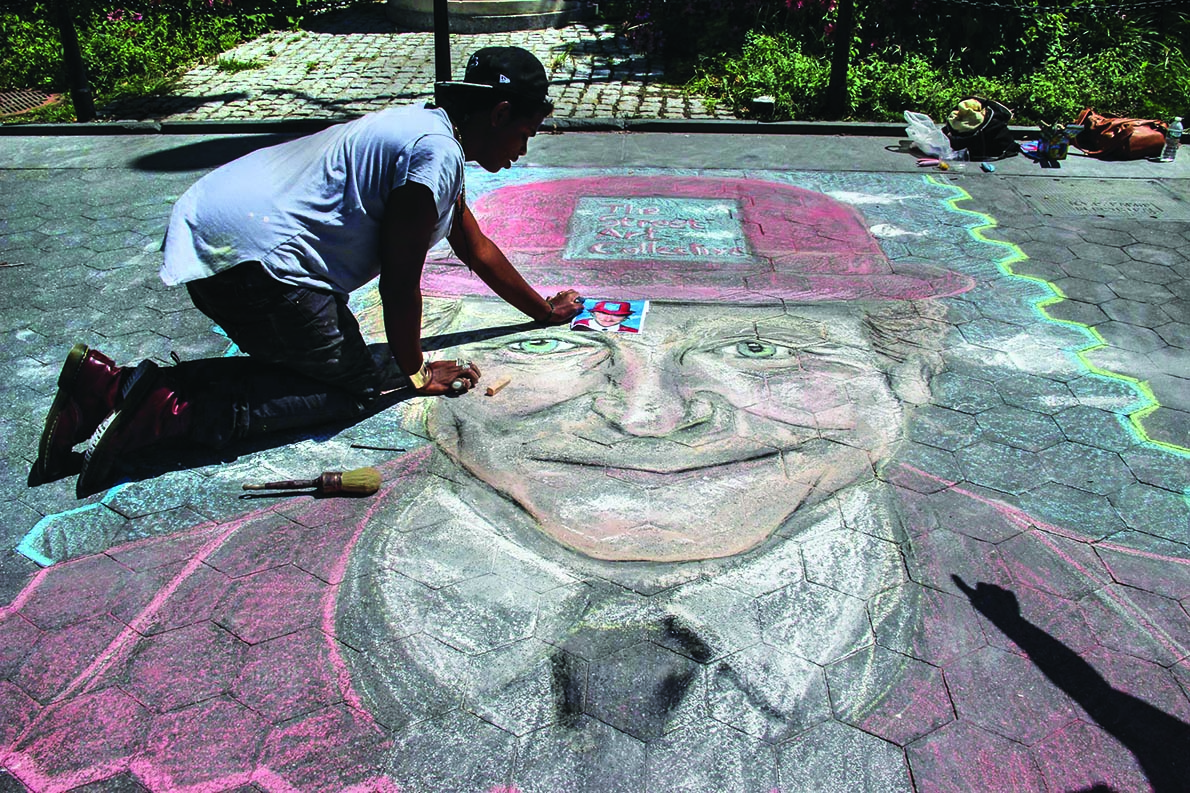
left=1073, top=108, right=1168, bottom=160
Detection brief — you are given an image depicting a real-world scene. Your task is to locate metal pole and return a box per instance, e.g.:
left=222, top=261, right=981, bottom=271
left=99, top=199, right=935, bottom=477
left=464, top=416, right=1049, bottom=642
left=54, top=0, right=95, bottom=121
left=433, top=0, right=451, bottom=84
left=824, top=0, right=855, bottom=120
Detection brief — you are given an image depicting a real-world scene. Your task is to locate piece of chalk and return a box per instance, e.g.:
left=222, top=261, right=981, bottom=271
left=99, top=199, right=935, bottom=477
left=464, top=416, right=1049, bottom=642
left=916, top=158, right=939, bottom=167
left=485, top=376, right=512, bottom=396
left=938, top=162, right=949, bottom=170
left=981, top=162, right=996, bottom=172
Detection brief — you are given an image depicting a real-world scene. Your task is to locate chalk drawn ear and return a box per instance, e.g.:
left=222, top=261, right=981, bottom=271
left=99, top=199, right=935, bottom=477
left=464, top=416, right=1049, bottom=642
left=889, top=358, right=933, bottom=407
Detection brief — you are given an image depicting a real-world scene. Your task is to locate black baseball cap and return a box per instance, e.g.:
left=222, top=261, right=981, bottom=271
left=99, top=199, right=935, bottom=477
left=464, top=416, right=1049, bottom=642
left=436, top=46, right=552, bottom=112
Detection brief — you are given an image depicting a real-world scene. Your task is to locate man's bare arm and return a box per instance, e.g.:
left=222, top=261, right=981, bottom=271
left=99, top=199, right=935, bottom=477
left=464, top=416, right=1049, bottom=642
left=448, top=201, right=582, bottom=324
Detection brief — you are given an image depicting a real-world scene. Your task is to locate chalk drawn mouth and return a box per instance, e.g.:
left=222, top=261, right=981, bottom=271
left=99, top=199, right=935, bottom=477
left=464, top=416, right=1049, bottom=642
left=526, top=446, right=784, bottom=476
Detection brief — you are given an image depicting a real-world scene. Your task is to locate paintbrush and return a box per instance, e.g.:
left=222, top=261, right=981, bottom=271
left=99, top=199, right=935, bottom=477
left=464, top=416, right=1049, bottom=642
left=242, top=467, right=382, bottom=496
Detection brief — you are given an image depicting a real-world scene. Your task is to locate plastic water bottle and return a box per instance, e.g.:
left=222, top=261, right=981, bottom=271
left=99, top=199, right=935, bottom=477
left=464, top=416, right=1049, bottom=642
left=1156, top=116, right=1182, bottom=162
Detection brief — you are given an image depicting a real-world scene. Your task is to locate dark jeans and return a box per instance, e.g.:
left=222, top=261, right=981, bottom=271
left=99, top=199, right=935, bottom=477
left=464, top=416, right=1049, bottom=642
left=178, top=261, right=390, bottom=448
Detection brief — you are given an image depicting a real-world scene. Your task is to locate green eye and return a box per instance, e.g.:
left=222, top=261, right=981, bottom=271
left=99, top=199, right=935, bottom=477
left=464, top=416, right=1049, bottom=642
left=509, top=338, right=573, bottom=355
left=736, top=340, right=777, bottom=359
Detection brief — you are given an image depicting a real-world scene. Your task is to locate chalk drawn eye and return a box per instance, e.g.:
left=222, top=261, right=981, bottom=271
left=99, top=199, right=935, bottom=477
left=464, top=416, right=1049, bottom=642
left=736, top=340, right=778, bottom=359
left=507, top=338, right=578, bottom=355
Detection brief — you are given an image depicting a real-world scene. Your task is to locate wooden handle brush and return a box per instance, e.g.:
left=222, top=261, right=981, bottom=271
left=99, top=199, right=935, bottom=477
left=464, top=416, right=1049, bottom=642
left=242, top=467, right=382, bottom=496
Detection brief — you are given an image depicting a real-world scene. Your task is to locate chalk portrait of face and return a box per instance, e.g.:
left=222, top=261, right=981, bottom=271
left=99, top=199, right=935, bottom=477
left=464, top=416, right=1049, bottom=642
left=423, top=297, right=942, bottom=562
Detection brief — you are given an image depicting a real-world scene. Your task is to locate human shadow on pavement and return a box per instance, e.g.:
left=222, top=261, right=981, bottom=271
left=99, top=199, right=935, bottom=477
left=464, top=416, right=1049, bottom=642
left=131, top=134, right=302, bottom=172
left=952, top=575, right=1190, bottom=793
left=101, top=91, right=251, bottom=124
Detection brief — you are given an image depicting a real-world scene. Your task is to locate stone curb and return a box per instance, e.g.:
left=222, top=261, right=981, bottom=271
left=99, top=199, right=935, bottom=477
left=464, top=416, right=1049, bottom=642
left=0, top=117, right=1045, bottom=138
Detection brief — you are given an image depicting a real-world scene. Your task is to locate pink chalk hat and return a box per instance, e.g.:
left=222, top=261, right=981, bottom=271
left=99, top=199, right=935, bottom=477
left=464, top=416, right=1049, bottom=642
left=423, top=176, right=975, bottom=302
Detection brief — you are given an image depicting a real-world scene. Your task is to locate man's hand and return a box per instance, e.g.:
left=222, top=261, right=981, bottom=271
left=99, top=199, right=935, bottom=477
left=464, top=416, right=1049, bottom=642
left=414, top=359, right=482, bottom=397
left=540, top=290, right=584, bottom=325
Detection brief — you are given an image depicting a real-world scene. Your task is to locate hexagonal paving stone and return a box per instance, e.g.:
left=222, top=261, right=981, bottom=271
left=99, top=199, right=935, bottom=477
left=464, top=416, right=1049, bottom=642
left=16, top=553, right=136, bottom=631
left=257, top=703, right=391, bottom=791
left=108, top=560, right=231, bottom=636
left=1110, top=482, right=1189, bottom=543
left=1037, top=438, right=1137, bottom=495
left=1032, top=719, right=1149, bottom=793
left=0, top=680, right=38, bottom=746
left=958, top=317, right=1031, bottom=350
left=1053, top=404, right=1136, bottom=452
left=955, top=439, right=1050, bottom=496
left=907, top=405, right=981, bottom=452
left=1017, top=483, right=1126, bottom=541
left=1094, top=533, right=1190, bottom=601
left=420, top=573, right=540, bottom=655
left=586, top=640, right=706, bottom=741
left=1077, top=643, right=1190, bottom=724
left=346, top=633, right=463, bottom=731
left=123, top=621, right=246, bottom=713
left=1066, top=241, right=1131, bottom=265
left=465, top=644, right=584, bottom=736
left=203, top=511, right=309, bottom=577
left=906, top=721, right=1044, bottom=791
left=974, top=405, right=1065, bottom=452
left=1080, top=583, right=1190, bottom=668
left=129, top=697, right=269, bottom=791
left=13, top=614, right=125, bottom=704
left=368, top=517, right=494, bottom=589
left=511, top=715, right=645, bottom=793
left=945, top=645, right=1081, bottom=745
left=1045, top=297, right=1110, bottom=328
left=6, top=687, right=150, bottom=791
left=1155, top=320, right=1190, bottom=348
left=870, top=581, right=988, bottom=667
left=800, top=526, right=905, bottom=599
left=711, top=538, right=805, bottom=598
left=1054, top=276, right=1118, bottom=304
left=658, top=582, right=762, bottom=663
left=827, top=645, right=954, bottom=746
left=646, top=719, right=778, bottom=792
left=883, top=445, right=964, bottom=497
left=758, top=579, right=872, bottom=666
left=1102, top=298, right=1175, bottom=328
left=1066, top=373, right=1142, bottom=414
left=214, top=564, right=327, bottom=645
left=777, top=719, right=911, bottom=792
left=929, top=372, right=1002, bottom=414
left=335, top=570, right=431, bottom=652
left=382, top=709, right=516, bottom=791
left=0, top=613, right=42, bottom=679
left=707, top=645, right=831, bottom=743
left=999, top=530, right=1112, bottom=600
left=1092, top=320, right=1168, bottom=355
left=233, top=628, right=353, bottom=723
left=1124, top=243, right=1183, bottom=267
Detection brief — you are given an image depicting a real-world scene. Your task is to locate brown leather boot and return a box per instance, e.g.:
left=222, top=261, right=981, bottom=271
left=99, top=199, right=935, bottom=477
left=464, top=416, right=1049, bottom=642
left=77, top=370, right=193, bottom=495
left=36, top=344, right=156, bottom=481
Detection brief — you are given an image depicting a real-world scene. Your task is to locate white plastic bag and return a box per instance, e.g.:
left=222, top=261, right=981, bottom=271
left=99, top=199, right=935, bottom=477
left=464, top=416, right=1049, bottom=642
left=904, top=110, right=954, bottom=159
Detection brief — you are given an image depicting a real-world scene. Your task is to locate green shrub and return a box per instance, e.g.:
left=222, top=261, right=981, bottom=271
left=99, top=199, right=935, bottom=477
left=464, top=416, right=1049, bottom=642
left=0, top=1, right=272, bottom=113
left=687, top=26, right=1189, bottom=125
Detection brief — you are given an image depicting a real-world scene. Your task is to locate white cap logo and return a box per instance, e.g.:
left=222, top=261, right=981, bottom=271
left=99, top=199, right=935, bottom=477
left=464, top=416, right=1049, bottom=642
left=499, top=74, right=511, bottom=83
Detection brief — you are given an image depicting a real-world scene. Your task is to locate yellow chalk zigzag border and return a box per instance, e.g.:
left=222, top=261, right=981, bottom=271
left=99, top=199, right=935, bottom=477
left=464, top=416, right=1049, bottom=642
left=927, top=175, right=1189, bottom=458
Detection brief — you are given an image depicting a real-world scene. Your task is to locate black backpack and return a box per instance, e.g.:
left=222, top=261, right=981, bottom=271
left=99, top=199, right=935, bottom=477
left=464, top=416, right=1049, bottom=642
left=944, top=97, right=1020, bottom=160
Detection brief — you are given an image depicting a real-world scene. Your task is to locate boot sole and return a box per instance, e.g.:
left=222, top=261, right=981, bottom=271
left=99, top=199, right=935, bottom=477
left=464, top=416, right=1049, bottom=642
left=77, top=361, right=158, bottom=496
left=36, top=343, right=90, bottom=480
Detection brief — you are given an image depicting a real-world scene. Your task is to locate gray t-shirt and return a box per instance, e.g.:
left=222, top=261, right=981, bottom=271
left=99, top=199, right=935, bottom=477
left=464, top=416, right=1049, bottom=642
left=160, top=104, right=463, bottom=295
